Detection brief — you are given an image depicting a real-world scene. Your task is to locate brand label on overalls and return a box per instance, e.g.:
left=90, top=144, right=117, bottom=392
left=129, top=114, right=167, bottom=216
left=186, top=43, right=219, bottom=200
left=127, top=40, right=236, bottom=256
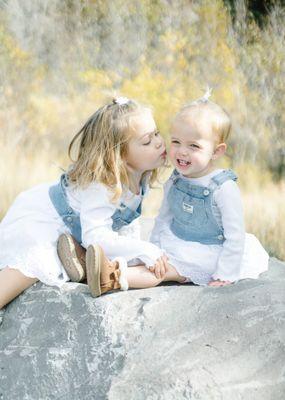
left=182, top=202, right=194, bottom=213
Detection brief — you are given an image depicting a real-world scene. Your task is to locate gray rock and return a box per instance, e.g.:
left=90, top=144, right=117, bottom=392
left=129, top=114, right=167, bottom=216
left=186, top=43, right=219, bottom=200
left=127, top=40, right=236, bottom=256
left=0, top=220, right=285, bottom=400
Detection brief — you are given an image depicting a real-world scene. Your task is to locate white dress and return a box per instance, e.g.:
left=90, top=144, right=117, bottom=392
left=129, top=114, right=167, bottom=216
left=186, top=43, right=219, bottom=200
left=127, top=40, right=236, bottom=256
left=0, top=179, right=164, bottom=287
left=150, top=169, right=269, bottom=285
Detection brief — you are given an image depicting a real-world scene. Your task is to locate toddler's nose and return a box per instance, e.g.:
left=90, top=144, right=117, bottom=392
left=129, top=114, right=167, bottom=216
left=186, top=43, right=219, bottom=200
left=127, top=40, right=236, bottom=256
left=179, top=148, right=188, bottom=157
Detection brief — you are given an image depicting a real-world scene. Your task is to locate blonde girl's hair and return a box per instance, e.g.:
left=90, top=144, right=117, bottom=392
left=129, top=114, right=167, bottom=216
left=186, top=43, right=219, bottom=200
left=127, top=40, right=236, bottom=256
left=68, top=98, right=158, bottom=202
left=177, top=97, right=232, bottom=144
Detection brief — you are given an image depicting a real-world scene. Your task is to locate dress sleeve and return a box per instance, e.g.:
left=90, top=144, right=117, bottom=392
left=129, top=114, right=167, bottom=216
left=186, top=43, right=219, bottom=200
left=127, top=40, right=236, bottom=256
left=119, top=217, right=141, bottom=240
left=150, top=179, right=173, bottom=247
left=211, top=180, right=245, bottom=282
left=80, top=183, right=164, bottom=266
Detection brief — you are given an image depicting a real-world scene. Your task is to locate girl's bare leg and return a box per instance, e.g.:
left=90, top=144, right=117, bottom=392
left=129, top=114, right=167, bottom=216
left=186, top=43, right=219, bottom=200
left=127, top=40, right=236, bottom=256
left=0, top=267, right=38, bottom=309
left=125, top=263, right=186, bottom=289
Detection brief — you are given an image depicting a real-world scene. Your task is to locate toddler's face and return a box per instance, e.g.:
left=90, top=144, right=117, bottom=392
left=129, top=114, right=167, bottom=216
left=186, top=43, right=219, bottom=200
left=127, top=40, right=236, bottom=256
left=169, top=116, right=219, bottom=178
left=126, top=110, right=166, bottom=173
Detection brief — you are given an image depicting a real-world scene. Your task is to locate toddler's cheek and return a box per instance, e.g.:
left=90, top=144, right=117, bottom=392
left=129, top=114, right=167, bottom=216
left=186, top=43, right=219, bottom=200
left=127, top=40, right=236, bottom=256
left=168, top=147, right=176, bottom=164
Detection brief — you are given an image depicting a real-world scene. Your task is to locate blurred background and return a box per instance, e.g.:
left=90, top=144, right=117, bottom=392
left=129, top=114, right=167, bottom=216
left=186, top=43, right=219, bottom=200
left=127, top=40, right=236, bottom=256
left=0, top=0, right=284, bottom=259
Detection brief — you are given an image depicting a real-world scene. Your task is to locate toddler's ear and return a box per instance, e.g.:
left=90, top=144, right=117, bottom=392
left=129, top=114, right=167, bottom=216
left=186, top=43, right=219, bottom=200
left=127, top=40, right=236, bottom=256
left=212, top=143, right=227, bottom=160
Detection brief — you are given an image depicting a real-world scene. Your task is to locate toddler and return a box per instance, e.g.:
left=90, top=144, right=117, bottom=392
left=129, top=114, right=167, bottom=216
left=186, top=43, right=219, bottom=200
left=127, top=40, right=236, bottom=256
left=150, top=93, right=269, bottom=286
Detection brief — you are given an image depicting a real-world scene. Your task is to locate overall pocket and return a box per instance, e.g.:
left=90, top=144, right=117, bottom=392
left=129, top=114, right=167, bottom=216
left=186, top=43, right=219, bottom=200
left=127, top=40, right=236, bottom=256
left=169, top=188, right=208, bottom=229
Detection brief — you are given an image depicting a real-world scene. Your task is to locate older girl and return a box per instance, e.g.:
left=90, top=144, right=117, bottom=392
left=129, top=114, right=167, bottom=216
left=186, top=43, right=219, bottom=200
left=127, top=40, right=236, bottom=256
left=0, top=97, right=185, bottom=308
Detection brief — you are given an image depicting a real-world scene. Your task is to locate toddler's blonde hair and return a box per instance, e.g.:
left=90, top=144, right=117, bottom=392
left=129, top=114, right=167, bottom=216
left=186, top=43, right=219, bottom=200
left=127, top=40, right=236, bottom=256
left=68, top=99, right=158, bottom=201
left=176, top=99, right=231, bottom=144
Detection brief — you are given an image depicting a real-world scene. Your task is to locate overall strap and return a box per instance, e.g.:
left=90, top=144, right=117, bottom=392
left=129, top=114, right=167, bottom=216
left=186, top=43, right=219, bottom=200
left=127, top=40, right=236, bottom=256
left=49, top=174, right=82, bottom=242
left=170, top=169, right=208, bottom=198
left=170, top=169, right=180, bottom=181
left=49, top=174, right=73, bottom=216
left=140, top=175, right=149, bottom=197
left=209, top=169, right=237, bottom=190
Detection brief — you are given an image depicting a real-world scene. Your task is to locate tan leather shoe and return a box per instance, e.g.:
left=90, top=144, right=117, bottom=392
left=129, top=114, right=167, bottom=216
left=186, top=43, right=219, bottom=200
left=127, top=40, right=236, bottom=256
left=57, top=233, right=86, bottom=282
left=86, top=244, right=128, bottom=297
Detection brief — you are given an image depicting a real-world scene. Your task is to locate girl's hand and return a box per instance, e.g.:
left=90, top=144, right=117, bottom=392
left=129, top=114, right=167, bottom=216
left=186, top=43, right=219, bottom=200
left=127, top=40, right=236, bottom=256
left=208, top=279, right=232, bottom=287
left=149, top=255, right=168, bottom=279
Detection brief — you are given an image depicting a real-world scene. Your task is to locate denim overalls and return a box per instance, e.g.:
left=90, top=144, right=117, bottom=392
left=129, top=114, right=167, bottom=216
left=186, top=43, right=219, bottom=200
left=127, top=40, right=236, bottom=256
left=167, top=169, right=237, bottom=245
left=49, top=174, right=146, bottom=243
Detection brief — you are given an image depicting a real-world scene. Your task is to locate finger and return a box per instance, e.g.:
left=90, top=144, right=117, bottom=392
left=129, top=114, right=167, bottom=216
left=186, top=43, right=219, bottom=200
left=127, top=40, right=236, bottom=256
left=162, top=255, right=168, bottom=271
left=151, top=263, right=159, bottom=275
left=156, top=255, right=167, bottom=277
left=160, top=258, right=167, bottom=277
left=155, top=265, right=161, bottom=279
left=158, top=257, right=166, bottom=278
left=209, top=280, right=231, bottom=287
left=155, top=259, right=163, bottom=279
left=221, top=281, right=232, bottom=286
left=159, top=257, right=166, bottom=278
left=208, top=280, right=220, bottom=287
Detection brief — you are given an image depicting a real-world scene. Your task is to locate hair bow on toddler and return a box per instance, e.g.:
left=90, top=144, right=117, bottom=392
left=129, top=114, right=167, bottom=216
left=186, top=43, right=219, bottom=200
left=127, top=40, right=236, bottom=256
left=200, top=86, right=212, bottom=102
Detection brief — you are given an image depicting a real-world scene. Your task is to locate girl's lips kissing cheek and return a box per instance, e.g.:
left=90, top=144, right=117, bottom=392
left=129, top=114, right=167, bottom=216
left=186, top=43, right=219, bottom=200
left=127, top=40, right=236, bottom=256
left=177, top=159, right=191, bottom=169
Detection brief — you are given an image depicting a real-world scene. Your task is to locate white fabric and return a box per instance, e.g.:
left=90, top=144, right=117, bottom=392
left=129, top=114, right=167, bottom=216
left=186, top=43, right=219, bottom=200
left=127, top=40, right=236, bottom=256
left=0, top=179, right=163, bottom=287
left=150, top=169, right=269, bottom=285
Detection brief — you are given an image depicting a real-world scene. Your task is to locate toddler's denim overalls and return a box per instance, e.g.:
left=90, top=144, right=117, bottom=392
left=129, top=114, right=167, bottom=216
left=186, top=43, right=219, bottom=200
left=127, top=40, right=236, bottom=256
left=49, top=174, right=146, bottom=243
left=168, top=169, right=237, bottom=245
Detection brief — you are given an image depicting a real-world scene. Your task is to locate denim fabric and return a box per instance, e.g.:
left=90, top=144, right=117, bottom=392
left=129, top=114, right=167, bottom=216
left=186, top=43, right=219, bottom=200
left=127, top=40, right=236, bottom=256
left=49, top=174, right=146, bottom=243
left=167, top=169, right=237, bottom=245
left=49, top=174, right=82, bottom=242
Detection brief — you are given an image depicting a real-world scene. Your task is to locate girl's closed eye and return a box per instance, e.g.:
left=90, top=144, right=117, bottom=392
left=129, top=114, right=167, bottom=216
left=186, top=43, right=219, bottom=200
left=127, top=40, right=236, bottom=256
left=171, top=139, right=180, bottom=144
left=143, top=130, right=160, bottom=145
left=142, top=137, right=151, bottom=145
left=190, top=143, right=200, bottom=149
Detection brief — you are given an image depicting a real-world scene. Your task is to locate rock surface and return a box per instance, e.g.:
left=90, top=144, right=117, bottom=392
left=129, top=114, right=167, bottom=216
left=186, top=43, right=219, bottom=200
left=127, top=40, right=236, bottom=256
left=0, top=220, right=285, bottom=400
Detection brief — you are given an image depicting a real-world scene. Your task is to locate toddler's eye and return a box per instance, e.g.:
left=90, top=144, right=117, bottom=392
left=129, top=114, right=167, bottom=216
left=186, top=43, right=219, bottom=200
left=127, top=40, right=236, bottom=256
left=171, top=140, right=180, bottom=144
left=143, top=140, right=151, bottom=146
left=190, top=144, right=200, bottom=149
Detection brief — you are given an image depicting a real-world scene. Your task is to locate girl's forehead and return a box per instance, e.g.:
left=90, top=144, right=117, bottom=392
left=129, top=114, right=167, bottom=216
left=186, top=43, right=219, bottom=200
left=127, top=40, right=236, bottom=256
left=130, top=111, right=156, bottom=139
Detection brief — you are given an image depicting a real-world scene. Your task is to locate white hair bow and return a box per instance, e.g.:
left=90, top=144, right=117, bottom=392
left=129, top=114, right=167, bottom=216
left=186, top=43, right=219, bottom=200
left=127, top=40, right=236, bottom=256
left=200, top=86, right=212, bottom=102
left=113, top=97, right=130, bottom=105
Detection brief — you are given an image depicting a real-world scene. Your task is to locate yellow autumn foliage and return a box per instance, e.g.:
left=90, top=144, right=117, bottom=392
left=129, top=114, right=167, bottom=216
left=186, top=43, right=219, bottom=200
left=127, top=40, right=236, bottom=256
left=0, top=0, right=284, bottom=260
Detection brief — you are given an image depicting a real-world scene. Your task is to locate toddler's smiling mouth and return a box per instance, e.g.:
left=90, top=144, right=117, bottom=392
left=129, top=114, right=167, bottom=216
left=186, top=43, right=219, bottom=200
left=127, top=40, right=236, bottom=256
left=177, top=159, right=191, bottom=167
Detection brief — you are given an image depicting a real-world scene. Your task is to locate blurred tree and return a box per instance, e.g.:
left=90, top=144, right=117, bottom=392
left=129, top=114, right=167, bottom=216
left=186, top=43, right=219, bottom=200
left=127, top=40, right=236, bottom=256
left=0, top=0, right=284, bottom=179
left=224, top=0, right=284, bottom=26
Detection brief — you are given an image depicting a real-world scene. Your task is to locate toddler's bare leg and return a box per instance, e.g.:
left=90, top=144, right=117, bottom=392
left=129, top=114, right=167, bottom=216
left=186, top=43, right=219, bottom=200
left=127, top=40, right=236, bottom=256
left=126, top=263, right=186, bottom=289
left=0, top=267, right=38, bottom=309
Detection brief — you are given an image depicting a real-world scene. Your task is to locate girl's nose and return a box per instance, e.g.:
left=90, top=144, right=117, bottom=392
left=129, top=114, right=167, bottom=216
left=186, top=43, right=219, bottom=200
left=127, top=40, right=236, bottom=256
left=155, top=134, right=164, bottom=148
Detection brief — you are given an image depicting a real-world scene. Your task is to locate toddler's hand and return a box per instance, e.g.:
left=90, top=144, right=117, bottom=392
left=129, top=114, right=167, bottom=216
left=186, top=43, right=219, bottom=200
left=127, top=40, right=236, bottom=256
left=208, top=279, right=232, bottom=287
left=149, top=255, right=168, bottom=279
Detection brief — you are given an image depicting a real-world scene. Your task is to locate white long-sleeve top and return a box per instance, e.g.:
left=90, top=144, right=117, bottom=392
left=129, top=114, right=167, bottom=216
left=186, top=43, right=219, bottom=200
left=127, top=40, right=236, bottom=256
left=150, top=169, right=247, bottom=283
left=0, top=177, right=164, bottom=288
left=67, top=181, right=164, bottom=266
left=0, top=171, right=267, bottom=288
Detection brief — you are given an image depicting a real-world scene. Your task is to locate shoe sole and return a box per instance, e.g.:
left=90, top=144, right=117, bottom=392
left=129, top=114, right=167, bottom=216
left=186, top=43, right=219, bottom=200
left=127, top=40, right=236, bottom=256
left=57, top=234, right=85, bottom=282
left=86, top=244, right=102, bottom=297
